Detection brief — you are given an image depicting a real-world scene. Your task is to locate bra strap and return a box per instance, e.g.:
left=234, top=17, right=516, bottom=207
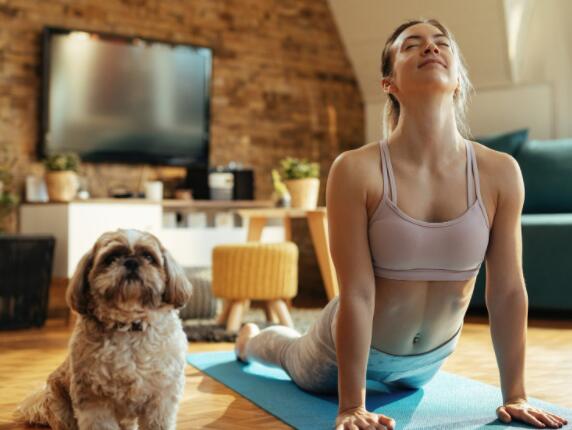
left=468, top=141, right=490, bottom=228
left=466, top=139, right=475, bottom=207
left=381, top=139, right=397, bottom=204
left=379, top=139, right=390, bottom=202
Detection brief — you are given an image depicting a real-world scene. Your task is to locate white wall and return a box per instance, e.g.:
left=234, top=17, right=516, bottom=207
left=327, top=0, right=569, bottom=143
left=513, top=0, right=572, bottom=138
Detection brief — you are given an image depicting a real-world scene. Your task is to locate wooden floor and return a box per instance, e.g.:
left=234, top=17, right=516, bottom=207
left=0, top=313, right=571, bottom=429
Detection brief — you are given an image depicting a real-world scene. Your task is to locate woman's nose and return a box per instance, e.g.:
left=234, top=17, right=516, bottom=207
left=424, top=43, right=439, bottom=54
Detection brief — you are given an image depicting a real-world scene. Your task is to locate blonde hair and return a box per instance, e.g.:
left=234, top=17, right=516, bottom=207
left=380, top=18, right=474, bottom=140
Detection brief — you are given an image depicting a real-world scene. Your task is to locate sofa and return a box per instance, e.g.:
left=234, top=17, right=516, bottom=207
left=470, top=129, right=572, bottom=313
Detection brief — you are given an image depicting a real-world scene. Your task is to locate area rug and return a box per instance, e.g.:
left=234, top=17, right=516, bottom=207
left=182, top=307, right=321, bottom=342
left=187, top=350, right=572, bottom=430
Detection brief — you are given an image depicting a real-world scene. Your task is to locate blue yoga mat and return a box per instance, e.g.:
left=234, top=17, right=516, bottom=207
left=187, top=351, right=571, bottom=430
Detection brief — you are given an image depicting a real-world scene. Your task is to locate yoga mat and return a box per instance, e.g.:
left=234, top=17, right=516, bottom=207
left=187, top=351, right=571, bottom=430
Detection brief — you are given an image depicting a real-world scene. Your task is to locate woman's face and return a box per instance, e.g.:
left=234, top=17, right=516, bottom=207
left=383, top=23, right=459, bottom=100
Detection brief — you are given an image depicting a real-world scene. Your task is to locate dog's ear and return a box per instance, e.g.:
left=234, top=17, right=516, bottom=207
left=161, top=246, right=192, bottom=308
left=66, top=248, right=94, bottom=315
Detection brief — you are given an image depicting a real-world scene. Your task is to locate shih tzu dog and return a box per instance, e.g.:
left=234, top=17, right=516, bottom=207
left=16, top=229, right=192, bottom=430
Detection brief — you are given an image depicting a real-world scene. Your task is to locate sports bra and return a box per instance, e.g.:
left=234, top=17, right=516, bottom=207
left=368, top=138, right=491, bottom=281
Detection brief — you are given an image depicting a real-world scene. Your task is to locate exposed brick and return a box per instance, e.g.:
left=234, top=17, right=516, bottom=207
left=0, top=0, right=364, bottom=296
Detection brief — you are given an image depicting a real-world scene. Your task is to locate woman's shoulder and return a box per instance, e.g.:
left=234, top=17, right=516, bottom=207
left=468, top=139, right=524, bottom=221
left=468, top=139, right=520, bottom=179
left=331, top=141, right=381, bottom=169
left=330, top=142, right=382, bottom=184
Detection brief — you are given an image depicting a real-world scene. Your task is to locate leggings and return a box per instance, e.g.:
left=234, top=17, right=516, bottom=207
left=243, top=295, right=463, bottom=394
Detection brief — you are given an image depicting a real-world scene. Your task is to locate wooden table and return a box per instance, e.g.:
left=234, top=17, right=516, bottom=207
left=236, top=207, right=339, bottom=300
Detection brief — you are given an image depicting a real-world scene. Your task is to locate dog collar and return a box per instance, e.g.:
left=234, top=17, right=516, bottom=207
left=114, top=320, right=147, bottom=332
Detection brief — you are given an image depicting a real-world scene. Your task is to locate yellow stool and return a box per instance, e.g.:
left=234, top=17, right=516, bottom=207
left=212, top=241, right=299, bottom=332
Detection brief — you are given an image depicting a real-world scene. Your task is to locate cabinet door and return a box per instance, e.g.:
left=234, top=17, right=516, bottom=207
left=68, top=203, right=161, bottom=278
left=20, top=204, right=69, bottom=278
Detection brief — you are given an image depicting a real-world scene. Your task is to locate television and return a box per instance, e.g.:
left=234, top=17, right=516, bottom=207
left=40, top=27, right=212, bottom=166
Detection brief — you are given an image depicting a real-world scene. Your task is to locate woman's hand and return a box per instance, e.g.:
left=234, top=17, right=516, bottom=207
left=496, top=398, right=568, bottom=428
left=335, top=405, right=396, bottom=430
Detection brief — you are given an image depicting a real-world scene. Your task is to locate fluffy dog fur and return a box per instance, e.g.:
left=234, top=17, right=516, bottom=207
left=15, top=229, right=193, bottom=430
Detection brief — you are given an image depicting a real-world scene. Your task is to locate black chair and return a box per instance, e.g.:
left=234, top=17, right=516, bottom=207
left=0, top=235, right=55, bottom=329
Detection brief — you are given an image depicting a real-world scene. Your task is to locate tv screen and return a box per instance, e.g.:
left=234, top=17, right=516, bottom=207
left=40, top=27, right=212, bottom=166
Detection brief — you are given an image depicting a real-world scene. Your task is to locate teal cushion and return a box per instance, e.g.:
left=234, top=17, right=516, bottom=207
left=516, top=139, right=572, bottom=213
left=475, top=128, right=529, bottom=156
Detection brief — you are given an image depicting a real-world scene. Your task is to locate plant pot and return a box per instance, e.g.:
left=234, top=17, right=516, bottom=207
left=45, top=171, right=79, bottom=202
left=283, top=178, right=320, bottom=209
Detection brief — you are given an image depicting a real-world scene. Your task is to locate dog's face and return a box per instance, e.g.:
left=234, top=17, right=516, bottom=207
left=66, top=229, right=192, bottom=319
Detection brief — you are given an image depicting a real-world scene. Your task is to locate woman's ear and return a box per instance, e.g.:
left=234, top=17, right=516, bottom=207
left=161, top=246, right=193, bottom=308
left=381, top=77, right=392, bottom=93
left=66, top=249, right=94, bottom=315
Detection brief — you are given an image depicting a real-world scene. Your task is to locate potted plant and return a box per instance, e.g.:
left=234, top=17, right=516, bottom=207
left=278, top=157, right=320, bottom=209
left=271, top=169, right=291, bottom=207
left=44, top=152, right=81, bottom=202
left=0, top=148, right=19, bottom=233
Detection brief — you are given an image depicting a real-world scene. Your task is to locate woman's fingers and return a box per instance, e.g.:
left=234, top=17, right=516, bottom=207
left=546, top=412, right=568, bottom=425
left=353, top=417, right=370, bottom=428
left=497, top=406, right=512, bottom=423
left=519, top=409, right=548, bottom=428
left=528, top=410, right=564, bottom=428
left=378, top=414, right=395, bottom=429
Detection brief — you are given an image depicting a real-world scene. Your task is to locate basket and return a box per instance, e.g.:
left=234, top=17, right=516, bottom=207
left=179, top=266, right=217, bottom=320
left=0, top=235, right=55, bottom=329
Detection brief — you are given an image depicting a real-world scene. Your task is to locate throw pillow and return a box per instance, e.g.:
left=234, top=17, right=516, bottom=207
left=475, top=128, right=529, bottom=157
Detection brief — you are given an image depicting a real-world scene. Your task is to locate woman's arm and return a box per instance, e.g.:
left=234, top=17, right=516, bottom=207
left=484, top=154, right=528, bottom=403
left=326, top=151, right=394, bottom=429
left=484, top=153, right=568, bottom=428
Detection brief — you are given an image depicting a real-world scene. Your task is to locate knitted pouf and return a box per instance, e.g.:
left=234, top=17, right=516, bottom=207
left=212, top=241, right=299, bottom=331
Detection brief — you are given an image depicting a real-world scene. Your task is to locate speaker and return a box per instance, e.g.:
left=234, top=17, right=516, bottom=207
left=231, top=169, right=254, bottom=200
left=185, top=165, right=255, bottom=200
left=185, top=164, right=210, bottom=199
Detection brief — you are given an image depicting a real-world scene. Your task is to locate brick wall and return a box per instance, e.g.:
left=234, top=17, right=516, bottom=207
left=0, top=0, right=364, bottom=302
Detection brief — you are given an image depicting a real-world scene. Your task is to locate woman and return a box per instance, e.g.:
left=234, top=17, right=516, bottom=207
left=235, top=18, right=569, bottom=430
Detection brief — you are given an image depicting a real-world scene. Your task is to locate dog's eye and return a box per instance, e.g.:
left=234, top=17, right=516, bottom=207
left=143, top=252, right=156, bottom=264
left=104, top=253, right=120, bottom=266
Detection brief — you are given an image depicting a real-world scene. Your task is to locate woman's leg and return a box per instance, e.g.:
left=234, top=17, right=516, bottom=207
left=237, top=323, right=301, bottom=368
left=235, top=297, right=341, bottom=394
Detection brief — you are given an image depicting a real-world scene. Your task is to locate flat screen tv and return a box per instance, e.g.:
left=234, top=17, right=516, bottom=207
left=40, top=27, right=212, bottom=166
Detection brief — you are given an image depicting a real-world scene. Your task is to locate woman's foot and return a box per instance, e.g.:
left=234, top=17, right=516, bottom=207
left=235, top=322, right=260, bottom=362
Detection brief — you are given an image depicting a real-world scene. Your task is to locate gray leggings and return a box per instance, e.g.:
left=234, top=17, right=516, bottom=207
left=243, top=296, right=462, bottom=394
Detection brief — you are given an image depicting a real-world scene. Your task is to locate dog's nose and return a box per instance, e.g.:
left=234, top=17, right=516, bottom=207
left=124, top=258, right=139, bottom=272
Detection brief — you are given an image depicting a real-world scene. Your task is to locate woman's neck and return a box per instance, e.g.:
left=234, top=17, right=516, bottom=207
left=390, top=95, right=463, bottom=165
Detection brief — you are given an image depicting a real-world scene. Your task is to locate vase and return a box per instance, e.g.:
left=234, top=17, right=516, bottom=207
left=45, top=171, right=79, bottom=202
left=283, top=178, right=320, bottom=209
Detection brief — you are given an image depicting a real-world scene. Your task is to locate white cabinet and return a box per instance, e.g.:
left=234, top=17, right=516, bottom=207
left=20, top=200, right=284, bottom=278
left=156, top=225, right=284, bottom=268
left=20, top=202, right=162, bottom=278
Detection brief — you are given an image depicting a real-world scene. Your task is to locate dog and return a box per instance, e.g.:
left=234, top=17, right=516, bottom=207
left=15, top=229, right=193, bottom=430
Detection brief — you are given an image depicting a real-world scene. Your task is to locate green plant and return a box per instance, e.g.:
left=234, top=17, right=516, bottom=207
left=279, top=157, right=319, bottom=180
left=0, top=191, right=18, bottom=225
left=0, top=146, right=19, bottom=232
left=271, top=169, right=289, bottom=195
left=44, top=152, right=81, bottom=172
